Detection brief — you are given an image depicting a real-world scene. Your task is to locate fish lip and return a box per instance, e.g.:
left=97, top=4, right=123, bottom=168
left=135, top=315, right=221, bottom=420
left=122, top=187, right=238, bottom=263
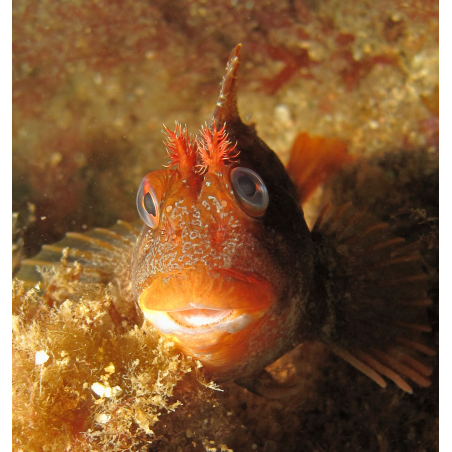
left=139, top=267, right=275, bottom=346
left=139, top=267, right=275, bottom=313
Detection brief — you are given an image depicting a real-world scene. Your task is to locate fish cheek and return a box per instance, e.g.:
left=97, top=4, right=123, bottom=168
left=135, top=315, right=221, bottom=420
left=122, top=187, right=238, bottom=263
left=262, top=198, right=315, bottom=310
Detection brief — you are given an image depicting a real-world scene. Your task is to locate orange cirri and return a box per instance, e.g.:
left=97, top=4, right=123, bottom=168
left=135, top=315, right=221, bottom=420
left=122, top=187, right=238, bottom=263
left=18, top=44, right=435, bottom=398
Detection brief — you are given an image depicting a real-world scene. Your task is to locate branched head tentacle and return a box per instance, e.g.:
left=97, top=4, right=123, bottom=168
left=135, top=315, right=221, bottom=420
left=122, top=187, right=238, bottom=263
left=196, top=120, right=239, bottom=174
left=163, top=121, right=198, bottom=175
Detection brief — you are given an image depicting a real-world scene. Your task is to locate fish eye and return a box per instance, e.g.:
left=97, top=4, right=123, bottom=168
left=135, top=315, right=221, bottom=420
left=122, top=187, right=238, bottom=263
left=231, top=167, right=269, bottom=217
left=137, top=176, right=159, bottom=229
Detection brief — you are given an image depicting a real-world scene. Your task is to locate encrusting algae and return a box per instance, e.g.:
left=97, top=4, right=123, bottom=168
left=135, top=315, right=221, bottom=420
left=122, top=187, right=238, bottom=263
left=12, top=255, right=225, bottom=451
left=13, top=45, right=438, bottom=451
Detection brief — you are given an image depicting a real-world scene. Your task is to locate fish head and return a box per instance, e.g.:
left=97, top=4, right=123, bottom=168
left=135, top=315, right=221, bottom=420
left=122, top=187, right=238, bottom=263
left=131, top=45, right=314, bottom=380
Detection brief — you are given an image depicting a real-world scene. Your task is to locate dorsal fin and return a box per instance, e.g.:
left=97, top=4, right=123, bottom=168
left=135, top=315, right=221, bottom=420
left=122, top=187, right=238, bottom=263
left=286, top=132, right=354, bottom=205
left=211, top=44, right=242, bottom=125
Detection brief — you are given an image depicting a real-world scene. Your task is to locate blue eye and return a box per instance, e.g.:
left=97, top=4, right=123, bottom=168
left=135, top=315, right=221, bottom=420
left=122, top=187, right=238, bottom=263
left=137, top=176, right=159, bottom=229
left=231, top=167, right=269, bottom=217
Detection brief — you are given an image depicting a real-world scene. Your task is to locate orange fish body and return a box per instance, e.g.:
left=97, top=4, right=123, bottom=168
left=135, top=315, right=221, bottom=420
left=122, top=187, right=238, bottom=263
left=17, top=45, right=435, bottom=396
left=132, top=122, right=314, bottom=381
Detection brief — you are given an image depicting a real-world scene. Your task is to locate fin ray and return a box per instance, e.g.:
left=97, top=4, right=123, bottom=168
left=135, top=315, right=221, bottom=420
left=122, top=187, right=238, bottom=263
left=370, top=349, right=431, bottom=387
left=354, top=351, right=413, bottom=392
left=64, top=232, right=116, bottom=251
left=396, top=337, right=437, bottom=356
left=387, top=349, right=433, bottom=377
left=329, top=344, right=387, bottom=388
left=312, top=203, right=435, bottom=391
left=16, top=220, right=139, bottom=290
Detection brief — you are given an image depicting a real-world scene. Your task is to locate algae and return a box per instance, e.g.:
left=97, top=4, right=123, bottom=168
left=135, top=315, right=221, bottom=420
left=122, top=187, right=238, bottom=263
left=12, top=258, right=224, bottom=451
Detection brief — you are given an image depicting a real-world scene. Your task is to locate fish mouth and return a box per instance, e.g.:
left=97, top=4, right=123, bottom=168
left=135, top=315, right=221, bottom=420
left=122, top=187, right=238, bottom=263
left=139, top=268, right=275, bottom=340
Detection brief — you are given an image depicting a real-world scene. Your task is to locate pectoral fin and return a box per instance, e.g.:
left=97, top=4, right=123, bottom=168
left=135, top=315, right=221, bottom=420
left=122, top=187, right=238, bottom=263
left=15, top=220, right=140, bottom=292
left=311, top=202, right=435, bottom=392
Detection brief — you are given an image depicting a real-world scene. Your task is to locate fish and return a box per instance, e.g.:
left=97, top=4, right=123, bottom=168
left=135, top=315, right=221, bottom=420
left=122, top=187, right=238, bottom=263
left=16, top=44, right=435, bottom=398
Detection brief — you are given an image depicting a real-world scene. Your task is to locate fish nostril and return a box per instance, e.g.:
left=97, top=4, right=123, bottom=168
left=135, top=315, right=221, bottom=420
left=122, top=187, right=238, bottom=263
left=212, top=227, right=226, bottom=246
left=209, top=217, right=230, bottom=248
left=160, top=218, right=182, bottom=244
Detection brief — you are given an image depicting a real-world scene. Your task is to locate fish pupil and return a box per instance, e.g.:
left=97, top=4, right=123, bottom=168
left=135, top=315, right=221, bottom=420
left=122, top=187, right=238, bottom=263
left=144, top=192, right=156, bottom=216
left=238, top=175, right=256, bottom=198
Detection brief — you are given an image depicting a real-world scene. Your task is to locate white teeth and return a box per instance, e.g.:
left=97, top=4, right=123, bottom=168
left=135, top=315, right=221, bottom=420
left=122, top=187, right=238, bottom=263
left=223, top=314, right=253, bottom=333
left=169, top=309, right=233, bottom=327
left=143, top=310, right=253, bottom=339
